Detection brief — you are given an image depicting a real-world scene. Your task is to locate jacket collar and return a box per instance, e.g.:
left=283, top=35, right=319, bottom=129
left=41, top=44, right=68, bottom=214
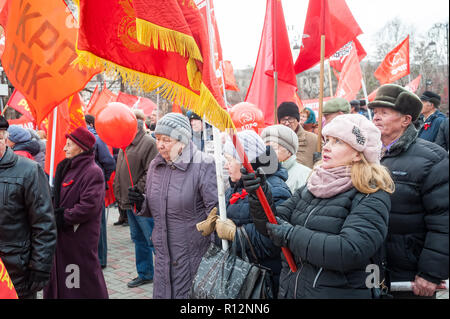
left=129, top=128, right=146, bottom=147
left=0, top=147, right=18, bottom=169
left=383, top=123, right=418, bottom=158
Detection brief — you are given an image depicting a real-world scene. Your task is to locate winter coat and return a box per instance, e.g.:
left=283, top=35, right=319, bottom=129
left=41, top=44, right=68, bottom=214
left=435, top=118, right=449, bottom=151
left=43, top=150, right=108, bottom=299
left=281, top=155, right=311, bottom=193
left=87, top=126, right=116, bottom=187
left=139, top=142, right=218, bottom=299
left=215, top=163, right=291, bottom=296
left=0, top=147, right=56, bottom=298
left=418, top=110, right=446, bottom=143
left=381, top=123, right=449, bottom=284
left=295, top=125, right=317, bottom=169
left=276, top=186, right=390, bottom=299
left=113, top=128, right=158, bottom=210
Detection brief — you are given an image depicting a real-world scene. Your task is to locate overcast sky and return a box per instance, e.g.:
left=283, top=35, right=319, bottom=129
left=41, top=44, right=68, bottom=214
left=214, top=0, right=449, bottom=70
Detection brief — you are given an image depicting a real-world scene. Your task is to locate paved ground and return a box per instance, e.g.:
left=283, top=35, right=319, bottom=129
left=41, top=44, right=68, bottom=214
left=37, top=206, right=448, bottom=300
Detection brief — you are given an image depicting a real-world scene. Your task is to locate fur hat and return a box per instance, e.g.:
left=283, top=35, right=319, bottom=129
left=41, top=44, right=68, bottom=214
left=7, top=125, right=32, bottom=144
left=367, top=84, right=423, bottom=121
left=420, top=91, right=441, bottom=107
left=0, top=115, right=9, bottom=131
left=223, top=130, right=266, bottom=163
left=66, top=126, right=96, bottom=151
left=154, top=112, right=192, bottom=145
left=277, top=102, right=300, bottom=122
left=261, top=124, right=298, bottom=156
left=323, top=97, right=351, bottom=114
left=322, top=114, right=382, bottom=164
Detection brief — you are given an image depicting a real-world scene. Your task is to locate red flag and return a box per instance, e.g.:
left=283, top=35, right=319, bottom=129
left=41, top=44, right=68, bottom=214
left=6, top=90, right=34, bottom=122
left=223, top=60, right=239, bottom=91
left=367, top=88, right=378, bottom=102
left=329, top=38, right=366, bottom=72
left=45, top=94, right=86, bottom=176
left=86, top=85, right=100, bottom=114
left=405, top=75, right=422, bottom=93
left=0, top=257, right=17, bottom=299
left=117, top=92, right=157, bottom=116
left=334, top=45, right=362, bottom=101
left=0, top=0, right=99, bottom=125
left=302, top=97, right=333, bottom=119
left=86, top=85, right=117, bottom=118
left=77, top=0, right=231, bottom=131
left=245, top=0, right=298, bottom=126
left=294, top=0, right=363, bottom=74
left=172, top=102, right=183, bottom=113
left=7, top=117, right=35, bottom=130
left=374, top=35, right=410, bottom=85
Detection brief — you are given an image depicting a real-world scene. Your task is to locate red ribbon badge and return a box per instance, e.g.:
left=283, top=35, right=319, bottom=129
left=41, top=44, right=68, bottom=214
left=424, top=123, right=430, bottom=131
left=229, top=189, right=248, bottom=205
left=62, top=180, right=74, bottom=187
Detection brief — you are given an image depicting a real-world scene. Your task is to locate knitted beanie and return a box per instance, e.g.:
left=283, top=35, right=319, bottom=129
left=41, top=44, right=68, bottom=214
left=223, top=130, right=266, bottom=163
left=154, top=112, right=192, bottom=145
left=65, top=126, right=96, bottom=151
left=277, top=102, right=300, bottom=122
left=7, top=125, right=32, bottom=144
left=322, top=114, right=382, bottom=164
left=261, top=124, right=298, bottom=156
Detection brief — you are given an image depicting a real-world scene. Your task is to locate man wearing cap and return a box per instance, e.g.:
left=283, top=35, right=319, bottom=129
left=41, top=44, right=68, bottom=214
left=418, top=91, right=446, bottom=143
left=0, top=116, right=57, bottom=299
left=322, top=97, right=351, bottom=126
left=113, top=118, right=158, bottom=288
left=368, top=84, right=449, bottom=299
left=277, top=102, right=317, bottom=169
left=350, top=99, right=360, bottom=114
left=186, top=110, right=213, bottom=153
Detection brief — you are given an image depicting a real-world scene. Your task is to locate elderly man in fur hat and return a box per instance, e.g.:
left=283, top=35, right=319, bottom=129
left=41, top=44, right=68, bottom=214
left=368, top=84, right=449, bottom=299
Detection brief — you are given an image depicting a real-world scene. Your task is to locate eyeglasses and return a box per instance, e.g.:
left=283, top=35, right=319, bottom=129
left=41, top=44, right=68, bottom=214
left=279, top=117, right=297, bottom=124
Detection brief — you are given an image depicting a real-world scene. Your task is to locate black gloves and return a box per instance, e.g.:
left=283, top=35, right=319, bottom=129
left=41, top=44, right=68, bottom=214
left=128, top=186, right=144, bottom=212
left=54, top=207, right=65, bottom=229
left=27, top=269, right=50, bottom=293
left=240, top=167, right=275, bottom=236
left=266, top=217, right=294, bottom=247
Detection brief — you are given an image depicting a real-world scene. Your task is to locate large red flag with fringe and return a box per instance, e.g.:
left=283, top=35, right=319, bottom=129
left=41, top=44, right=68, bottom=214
left=76, top=0, right=231, bottom=131
left=0, top=0, right=99, bottom=125
left=329, top=39, right=366, bottom=72
left=294, top=0, right=362, bottom=74
left=0, top=257, right=17, bottom=299
left=374, top=35, right=410, bottom=85
left=245, top=0, right=298, bottom=126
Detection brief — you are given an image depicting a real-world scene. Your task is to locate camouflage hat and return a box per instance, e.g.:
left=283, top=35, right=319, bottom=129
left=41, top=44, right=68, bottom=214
left=323, top=97, right=351, bottom=114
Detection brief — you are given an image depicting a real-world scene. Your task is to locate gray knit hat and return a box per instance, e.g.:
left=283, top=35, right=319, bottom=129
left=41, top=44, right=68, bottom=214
left=154, top=113, right=192, bottom=145
left=261, top=125, right=298, bottom=156
left=223, top=130, right=266, bottom=163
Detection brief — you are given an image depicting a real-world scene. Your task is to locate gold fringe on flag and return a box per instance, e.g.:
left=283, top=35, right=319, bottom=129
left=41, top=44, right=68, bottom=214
left=74, top=50, right=234, bottom=131
left=136, top=18, right=203, bottom=62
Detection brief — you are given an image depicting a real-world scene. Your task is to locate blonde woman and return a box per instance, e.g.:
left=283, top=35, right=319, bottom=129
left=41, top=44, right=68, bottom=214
left=241, top=114, right=394, bottom=299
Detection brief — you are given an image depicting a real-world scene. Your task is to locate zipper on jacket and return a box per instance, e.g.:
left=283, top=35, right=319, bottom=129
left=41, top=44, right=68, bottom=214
left=293, top=259, right=303, bottom=299
left=312, top=267, right=323, bottom=288
left=3, top=182, right=8, bottom=205
left=304, top=207, right=318, bottom=227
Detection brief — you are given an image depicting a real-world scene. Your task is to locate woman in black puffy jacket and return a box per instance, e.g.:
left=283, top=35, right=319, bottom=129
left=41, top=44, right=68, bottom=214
left=242, top=114, right=395, bottom=299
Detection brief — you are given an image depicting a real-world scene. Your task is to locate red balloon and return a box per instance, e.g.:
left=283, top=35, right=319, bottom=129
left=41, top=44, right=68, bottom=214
left=229, top=102, right=265, bottom=133
left=96, top=102, right=138, bottom=149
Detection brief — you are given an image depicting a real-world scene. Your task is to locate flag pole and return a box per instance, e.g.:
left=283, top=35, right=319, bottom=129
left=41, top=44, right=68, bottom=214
left=49, top=107, right=58, bottom=187
left=361, top=78, right=372, bottom=121
left=205, top=0, right=228, bottom=251
left=317, top=35, right=326, bottom=152
left=327, top=60, right=334, bottom=96
left=273, top=0, right=278, bottom=124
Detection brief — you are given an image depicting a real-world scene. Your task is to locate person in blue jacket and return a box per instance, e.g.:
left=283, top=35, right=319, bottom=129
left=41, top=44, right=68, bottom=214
left=418, top=91, right=446, bottom=143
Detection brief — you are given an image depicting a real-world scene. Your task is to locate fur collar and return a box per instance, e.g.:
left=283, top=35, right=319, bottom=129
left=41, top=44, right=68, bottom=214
left=383, top=123, right=418, bottom=158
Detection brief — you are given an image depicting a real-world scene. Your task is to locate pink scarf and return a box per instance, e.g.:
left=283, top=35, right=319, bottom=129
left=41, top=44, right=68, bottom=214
left=307, top=165, right=353, bottom=198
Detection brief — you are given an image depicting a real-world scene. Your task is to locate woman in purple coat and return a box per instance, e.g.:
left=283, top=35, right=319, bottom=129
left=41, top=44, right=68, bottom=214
left=43, top=127, right=108, bottom=299
left=128, top=113, right=218, bottom=299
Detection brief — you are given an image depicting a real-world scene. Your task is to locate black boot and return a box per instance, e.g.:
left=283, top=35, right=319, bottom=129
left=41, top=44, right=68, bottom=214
left=114, top=209, right=128, bottom=226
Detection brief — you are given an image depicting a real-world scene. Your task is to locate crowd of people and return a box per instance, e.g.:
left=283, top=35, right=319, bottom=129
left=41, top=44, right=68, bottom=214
left=0, top=83, right=448, bottom=299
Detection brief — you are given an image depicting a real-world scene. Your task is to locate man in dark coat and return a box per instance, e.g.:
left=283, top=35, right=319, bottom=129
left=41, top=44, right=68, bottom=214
left=435, top=118, right=449, bottom=152
left=369, top=84, right=449, bottom=298
left=417, top=91, right=446, bottom=143
left=0, top=116, right=57, bottom=299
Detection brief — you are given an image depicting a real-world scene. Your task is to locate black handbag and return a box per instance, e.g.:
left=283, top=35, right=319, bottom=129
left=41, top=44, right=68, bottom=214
left=239, top=227, right=274, bottom=299
left=190, top=230, right=261, bottom=299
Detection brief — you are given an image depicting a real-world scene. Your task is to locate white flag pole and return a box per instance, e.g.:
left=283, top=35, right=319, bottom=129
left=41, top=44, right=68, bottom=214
left=206, top=0, right=228, bottom=250
left=361, top=78, right=372, bottom=121
left=49, top=106, right=58, bottom=187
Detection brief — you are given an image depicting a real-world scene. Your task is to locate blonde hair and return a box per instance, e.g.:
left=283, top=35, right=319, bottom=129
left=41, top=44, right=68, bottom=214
left=351, top=153, right=395, bottom=194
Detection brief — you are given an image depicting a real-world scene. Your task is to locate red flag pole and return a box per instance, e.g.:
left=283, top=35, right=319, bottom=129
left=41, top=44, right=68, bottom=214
left=272, top=0, right=278, bottom=125
left=317, top=35, right=325, bottom=153
left=231, top=131, right=298, bottom=273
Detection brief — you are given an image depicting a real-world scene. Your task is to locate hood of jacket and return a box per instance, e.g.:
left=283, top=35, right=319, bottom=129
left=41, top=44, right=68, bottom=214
left=13, top=139, right=40, bottom=156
